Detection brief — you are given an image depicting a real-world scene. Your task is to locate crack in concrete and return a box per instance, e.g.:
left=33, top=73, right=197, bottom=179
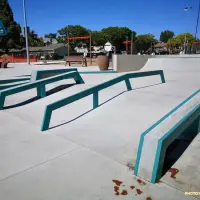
left=0, top=147, right=82, bottom=183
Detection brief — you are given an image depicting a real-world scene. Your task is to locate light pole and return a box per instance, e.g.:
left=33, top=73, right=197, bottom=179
left=23, top=0, right=30, bottom=64
left=184, top=6, right=192, bottom=54
left=131, top=33, right=133, bottom=55
left=195, top=0, right=200, bottom=40
left=126, top=36, right=128, bottom=54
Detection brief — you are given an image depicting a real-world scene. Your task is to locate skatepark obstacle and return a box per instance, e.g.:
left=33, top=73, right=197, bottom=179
left=0, top=71, right=84, bottom=110
left=41, top=70, right=165, bottom=131
left=134, top=89, right=200, bottom=183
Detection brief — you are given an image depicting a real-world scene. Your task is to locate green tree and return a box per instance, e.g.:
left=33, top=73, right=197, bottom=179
left=58, top=25, right=91, bottom=50
left=44, top=33, right=57, bottom=39
left=91, top=31, right=106, bottom=46
left=20, top=30, right=43, bottom=47
left=175, top=33, right=194, bottom=46
left=0, top=0, right=21, bottom=53
left=58, top=25, right=91, bottom=37
left=28, top=30, right=43, bottom=46
left=167, top=33, right=195, bottom=49
left=135, top=34, right=158, bottom=52
left=57, top=36, right=65, bottom=43
left=101, top=26, right=136, bottom=49
left=160, top=30, right=174, bottom=43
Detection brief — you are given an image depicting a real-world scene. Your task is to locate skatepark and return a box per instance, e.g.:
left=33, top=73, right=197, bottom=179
left=0, top=56, right=200, bottom=200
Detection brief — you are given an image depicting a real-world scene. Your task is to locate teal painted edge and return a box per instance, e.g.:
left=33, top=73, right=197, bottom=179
left=0, top=81, right=29, bottom=90
left=41, top=70, right=164, bottom=131
left=0, top=78, right=30, bottom=84
left=151, top=104, right=200, bottom=183
left=134, top=89, right=200, bottom=176
left=32, top=68, right=78, bottom=81
left=79, top=71, right=117, bottom=74
left=0, top=71, right=84, bottom=110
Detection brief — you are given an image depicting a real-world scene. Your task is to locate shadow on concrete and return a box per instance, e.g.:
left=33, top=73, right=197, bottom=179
left=3, top=84, right=75, bottom=109
left=162, top=117, right=200, bottom=176
left=132, top=83, right=163, bottom=91
left=49, top=91, right=126, bottom=130
left=5, top=66, right=14, bottom=68
left=49, top=83, right=163, bottom=130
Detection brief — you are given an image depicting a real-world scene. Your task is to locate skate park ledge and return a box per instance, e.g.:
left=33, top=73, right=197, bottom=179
left=0, top=71, right=84, bottom=110
left=134, top=89, right=200, bottom=183
left=41, top=70, right=165, bottom=131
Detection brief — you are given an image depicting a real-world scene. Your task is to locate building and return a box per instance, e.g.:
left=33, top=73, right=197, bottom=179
left=154, top=43, right=168, bottom=54
left=27, top=43, right=66, bottom=58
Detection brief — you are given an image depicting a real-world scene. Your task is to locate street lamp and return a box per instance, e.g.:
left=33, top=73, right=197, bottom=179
left=184, top=6, right=192, bottom=54
left=195, top=0, right=200, bottom=40
left=131, top=33, right=133, bottom=55
left=126, top=36, right=128, bottom=54
left=23, top=0, right=30, bottom=64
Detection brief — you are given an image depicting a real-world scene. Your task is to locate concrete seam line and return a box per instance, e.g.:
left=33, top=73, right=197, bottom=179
left=0, top=147, right=82, bottom=183
left=56, top=135, right=129, bottom=169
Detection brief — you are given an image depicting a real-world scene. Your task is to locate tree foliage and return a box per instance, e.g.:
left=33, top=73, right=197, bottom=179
left=28, top=30, right=43, bottom=47
left=0, top=1, right=21, bottom=52
left=58, top=25, right=91, bottom=37
left=91, top=31, right=106, bottom=46
left=100, top=26, right=136, bottom=49
left=160, top=30, right=174, bottom=43
left=58, top=25, right=91, bottom=50
left=44, top=33, right=57, bottom=39
left=167, top=33, right=195, bottom=48
left=135, top=34, right=158, bottom=52
left=20, top=30, right=43, bottom=47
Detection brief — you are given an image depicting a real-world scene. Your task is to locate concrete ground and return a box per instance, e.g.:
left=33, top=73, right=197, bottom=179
left=0, top=58, right=199, bottom=200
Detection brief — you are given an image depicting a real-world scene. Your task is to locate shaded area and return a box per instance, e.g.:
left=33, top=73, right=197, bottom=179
left=162, top=117, right=200, bottom=175
left=49, top=91, right=125, bottom=130
left=3, top=83, right=75, bottom=109
left=49, top=83, right=162, bottom=130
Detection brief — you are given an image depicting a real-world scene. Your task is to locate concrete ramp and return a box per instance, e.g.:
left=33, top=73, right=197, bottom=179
left=3, top=82, right=186, bottom=165
left=0, top=62, right=200, bottom=200
left=142, top=57, right=200, bottom=72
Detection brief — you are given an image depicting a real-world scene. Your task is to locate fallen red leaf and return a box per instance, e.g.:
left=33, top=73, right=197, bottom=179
left=114, top=186, right=119, bottom=192
left=121, top=190, right=128, bottom=195
left=168, top=168, right=179, bottom=179
left=112, top=180, right=123, bottom=186
left=136, top=189, right=143, bottom=195
left=137, top=179, right=146, bottom=185
left=156, top=179, right=162, bottom=183
left=130, top=185, right=135, bottom=190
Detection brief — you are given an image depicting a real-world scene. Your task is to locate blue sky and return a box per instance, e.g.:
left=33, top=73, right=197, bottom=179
left=9, top=0, right=200, bottom=39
